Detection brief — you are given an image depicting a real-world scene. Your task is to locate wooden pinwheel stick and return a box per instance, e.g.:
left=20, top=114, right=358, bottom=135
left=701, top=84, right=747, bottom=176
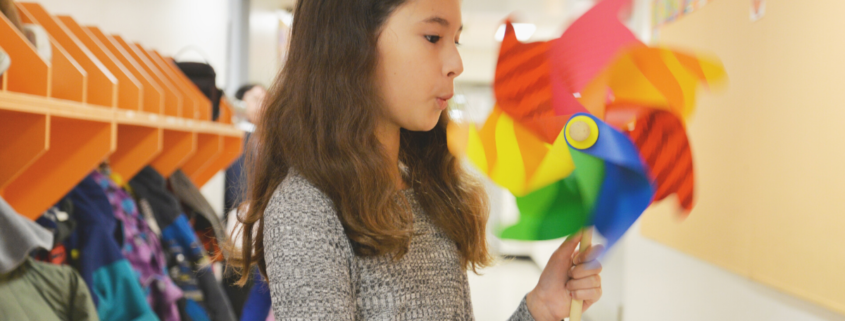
left=568, top=119, right=593, bottom=321
left=569, top=227, right=593, bottom=321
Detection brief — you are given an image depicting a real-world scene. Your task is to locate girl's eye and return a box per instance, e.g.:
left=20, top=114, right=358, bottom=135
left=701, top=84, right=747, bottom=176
left=425, top=35, right=442, bottom=43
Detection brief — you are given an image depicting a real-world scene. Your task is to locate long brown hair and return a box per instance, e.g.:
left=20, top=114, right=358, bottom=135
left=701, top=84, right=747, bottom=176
left=226, top=0, right=491, bottom=285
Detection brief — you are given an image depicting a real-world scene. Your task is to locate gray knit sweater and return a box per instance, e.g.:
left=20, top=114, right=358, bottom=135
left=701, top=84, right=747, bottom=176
left=263, top=171, right=536, bottom=320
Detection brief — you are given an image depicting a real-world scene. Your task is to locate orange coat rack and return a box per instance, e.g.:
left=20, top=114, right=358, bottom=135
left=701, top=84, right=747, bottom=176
left=0, top=2, right=243, bottom=220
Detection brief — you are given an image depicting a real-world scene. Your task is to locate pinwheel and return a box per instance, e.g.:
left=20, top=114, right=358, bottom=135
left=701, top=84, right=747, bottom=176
left=447, top=0, right=725, bottom=317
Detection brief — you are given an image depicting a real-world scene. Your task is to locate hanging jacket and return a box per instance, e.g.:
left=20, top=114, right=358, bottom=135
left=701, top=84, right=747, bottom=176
left=221, top=135, right=257, bottom=319
left=63, top=173, right=158, bottom=321
left=0, top=196, right=98, bottom=321
left=0, top=258, right=99, bottom=321
left=0, top=196, right=53, bottom=273
left=169, top=169, right=228, bottom=269
left=168, top=169, right=228, bottom=249
left=239, top=270, right=272, bottom=321
left=223, top=132, right=250, bottom=217
left=91, top=171, right=184, bottom=321
left=130, top=166, right=237, bottom=321
left=34, top=201, right=76, bottom=265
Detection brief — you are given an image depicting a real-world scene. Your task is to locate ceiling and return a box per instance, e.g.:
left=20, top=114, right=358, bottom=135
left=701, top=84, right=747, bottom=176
left=250, top=0, right=599, bottom=49
left=247, top=0, right=650, bottom=83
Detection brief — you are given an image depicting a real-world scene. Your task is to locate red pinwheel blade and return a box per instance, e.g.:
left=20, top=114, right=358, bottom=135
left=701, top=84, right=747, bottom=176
left=494, top=22, right=562, bottom=143
left=606, top=104, right=695, bottom=213
left=550, top=0, right=641, bottom=117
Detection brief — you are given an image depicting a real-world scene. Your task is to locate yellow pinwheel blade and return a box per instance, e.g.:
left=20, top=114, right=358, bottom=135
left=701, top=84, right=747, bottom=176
left=449, top=105, right=576, bottom=197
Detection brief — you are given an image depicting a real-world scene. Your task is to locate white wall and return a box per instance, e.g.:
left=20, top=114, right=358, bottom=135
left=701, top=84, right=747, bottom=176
left=246, top=0, right=292, bottom=87
left=31, top=0, right=231, bottom=88
left=247, top=9, right=281, bottom=87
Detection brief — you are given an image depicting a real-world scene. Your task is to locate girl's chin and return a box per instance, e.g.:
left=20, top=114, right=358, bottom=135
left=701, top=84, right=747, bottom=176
left=403, top=115, right=441, bottom=132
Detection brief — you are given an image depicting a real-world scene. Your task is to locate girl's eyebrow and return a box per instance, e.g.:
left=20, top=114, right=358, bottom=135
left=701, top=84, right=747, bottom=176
left=422, top=16, right=463, bottom=31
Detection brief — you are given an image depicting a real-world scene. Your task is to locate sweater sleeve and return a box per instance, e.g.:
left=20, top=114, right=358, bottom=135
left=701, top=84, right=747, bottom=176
left=263, top=179, right=357, bottom=320
left=508, top=295, right=537, bottom=321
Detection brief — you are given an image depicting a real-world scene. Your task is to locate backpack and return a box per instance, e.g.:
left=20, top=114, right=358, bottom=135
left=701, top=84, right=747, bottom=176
left=176, top=61, right=223, bottom=121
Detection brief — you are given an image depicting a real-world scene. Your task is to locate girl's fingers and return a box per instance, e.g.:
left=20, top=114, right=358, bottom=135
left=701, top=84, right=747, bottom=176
left=541, top=232, right=583, bottom=286
left=582, top=299, right=596, bottom=312
left=569, top=260, right=603, bottom=279
left=571, top=287, right=602, bottom=301
left=572, top=244, right=604, bottom=266
left=565, top=275, right=601, bottom=291
left=552, top=232, right=582, bottom=269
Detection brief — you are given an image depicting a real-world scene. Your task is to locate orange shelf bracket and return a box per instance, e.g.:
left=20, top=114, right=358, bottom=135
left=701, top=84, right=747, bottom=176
left=111, top=123, right=162, bottom=181
left=17, top=2, right=117, bottom=108
left=112, top=35, right=181, bottom=117
left=58, top=15, right=142, bottom=111
left=218, top=98, right=234, bottom=124
left=0, top=109, right=49, bottom=191
left=49, top=38, right=87, bottom=103
left=139, top=46, right=200, bottom=119
left=190, top=134, right=243, bottom=187
left=2, top=115, right=114, bottom=219
left=180, top=132, right=222, bottom=182
left=0, top=12, right=49, bottom=96
left=158, top=53, right=212, bottom=121
left=88, top=27, right=163, bottom=115
left=150, top=129, right=196, bottom=178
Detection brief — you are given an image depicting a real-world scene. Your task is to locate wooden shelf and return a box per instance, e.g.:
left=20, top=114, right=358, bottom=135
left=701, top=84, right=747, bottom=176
left=0, top=3, right=245, bottom=219
left=0, top=92, right=114, bottom=219
left=0, top=91, right=243, bottom=217
left=3, top=115, right=113, bottom=219
left=181, top=132, right=222, bottom=181
left=150, top=129, right=196, bottom=177
left=190, top=134, right=243, bottom=187
left=218, top=97, right=234, bottom=124
left=0, top=91, right=113, bottom=121
left=0, top=109, right=48, bottom=191
left=111, top=110, right=163, bottom=180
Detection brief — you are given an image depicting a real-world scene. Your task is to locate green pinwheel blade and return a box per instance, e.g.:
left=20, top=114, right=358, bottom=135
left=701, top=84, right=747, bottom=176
left=498, top=180, right=559, bottom=240
left=569, top=148, right=605, bottom=215
left=497, top=148, right=606, bottom=241
left=533, top=175, right=588, bottom=240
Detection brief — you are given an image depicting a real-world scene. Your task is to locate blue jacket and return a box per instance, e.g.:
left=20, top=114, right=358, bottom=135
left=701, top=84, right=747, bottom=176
left=64, top=173, right=157, bottom=321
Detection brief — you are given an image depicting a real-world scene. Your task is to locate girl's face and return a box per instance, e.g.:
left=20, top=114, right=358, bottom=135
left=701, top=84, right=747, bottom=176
left=376, top=0, right=464, bottom=132
left=244, top=86, right=266, bottom=124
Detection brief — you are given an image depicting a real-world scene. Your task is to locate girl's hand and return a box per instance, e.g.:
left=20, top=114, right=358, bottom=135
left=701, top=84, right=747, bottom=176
left=525, top=232, right=604, bottom=321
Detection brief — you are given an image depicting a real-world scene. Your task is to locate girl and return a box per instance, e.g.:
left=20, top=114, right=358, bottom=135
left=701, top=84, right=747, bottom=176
left=229, top=0, right=604, bottom=320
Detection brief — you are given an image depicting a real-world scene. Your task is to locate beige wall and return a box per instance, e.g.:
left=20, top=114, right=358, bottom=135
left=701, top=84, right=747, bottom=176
left=640, top=0, right=845, bottom=317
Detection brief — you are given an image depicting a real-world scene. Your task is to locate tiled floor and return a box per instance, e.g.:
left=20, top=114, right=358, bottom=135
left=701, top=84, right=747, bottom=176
left=467, top=257, right=541, bottom=321
left=468, top=256, right=598, bottom=321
